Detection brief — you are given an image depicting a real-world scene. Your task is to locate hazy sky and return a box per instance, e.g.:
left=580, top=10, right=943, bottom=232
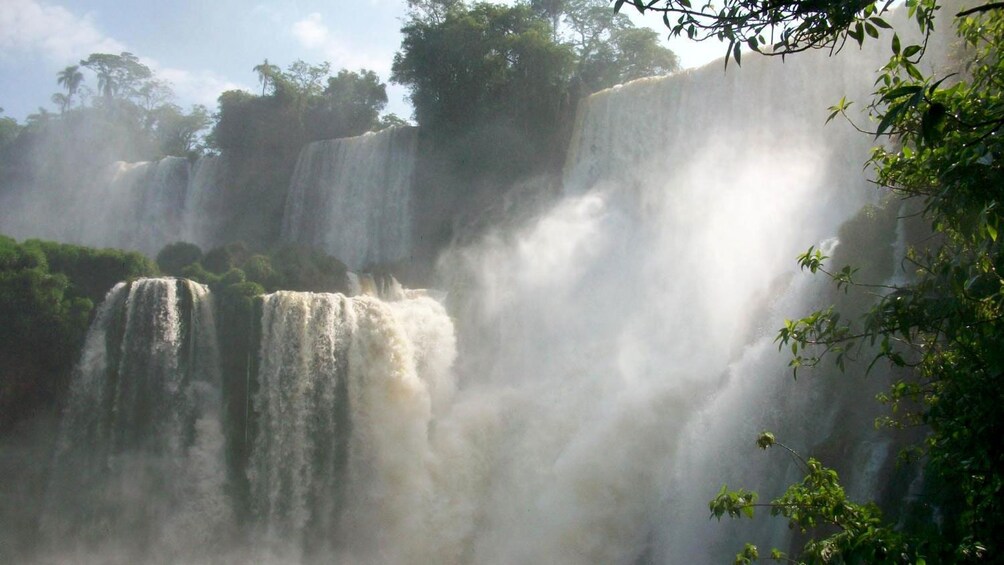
left=0, top=0, right=724, bottom=123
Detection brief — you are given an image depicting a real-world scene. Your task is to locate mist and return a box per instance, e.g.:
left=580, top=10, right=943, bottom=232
left=0, top=2, right=967, bottom=564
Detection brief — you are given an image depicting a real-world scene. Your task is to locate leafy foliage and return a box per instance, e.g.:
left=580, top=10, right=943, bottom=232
left=307, top=69, right=389, bottom=141
left=155, top=241, right=349, bottom=295
left=156, top=242, right=204, bottom=276
left=393, top=3, right=573, bottom=143
left=562, top=0, right=679, bottom=92
left=209, top=60, right=391, bottom=154
left=618, top=0, right=938, bottom=68
left=712, top=435, right=924, bottom=564
left=689, top=0, right=1004, bottom=561
left=206, top=60, right=394, bottom=247
left=0, top=236, right=156, bottom=431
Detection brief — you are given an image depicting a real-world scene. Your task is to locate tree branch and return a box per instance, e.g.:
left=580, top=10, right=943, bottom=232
left=957, top=2, right=1004, bottom=17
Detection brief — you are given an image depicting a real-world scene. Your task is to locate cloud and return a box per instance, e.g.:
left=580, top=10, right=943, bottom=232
left=291, top=13, right=329, bottom=50
left=290, top=13, right=391, bottom=74
left=152, top=65, right=249, bottom=108
left=0, top=0, right=125, bottom=63
left=0, top=0, right=249, bottom=109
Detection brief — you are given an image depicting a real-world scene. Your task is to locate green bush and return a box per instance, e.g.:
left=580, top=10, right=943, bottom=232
left=0, top=236, right=156, bottom=431
left=156, top=241, right=203, bottom=276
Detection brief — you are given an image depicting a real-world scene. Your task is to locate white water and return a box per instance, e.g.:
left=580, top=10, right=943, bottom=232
left=248, top=289, right=456, bottom=563
left=227, top=40, right=916, bottom=563
left=0, top=155, right=223, bottom=255
left=281, top=126, right=419, bottom=269
left=39, top=278, right=232, bottom=563
left=426, top=39, right=925, bottom=564
left=181, top=154, right=229, bottom=248
left=27, top=15, right=960, bottom=564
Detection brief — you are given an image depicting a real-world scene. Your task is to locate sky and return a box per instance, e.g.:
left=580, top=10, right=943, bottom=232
left=0, top=0, right=725, bottom=123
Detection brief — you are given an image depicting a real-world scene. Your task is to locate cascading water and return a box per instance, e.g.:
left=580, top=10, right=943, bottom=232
left=180, top=154, right=229, bottom=249
left=18, top=13, right=959, bottom=564
left=248, top=289, right=455, bottom=562
left=39, top=278, right=231, bottom=563
left=281, top=126, right=418, bottom=269
left=0, top=155, right=224, bottom=256
left=427, top=27, right=949, bottom=564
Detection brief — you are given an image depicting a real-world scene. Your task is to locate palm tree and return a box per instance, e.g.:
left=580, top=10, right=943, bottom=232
left=253, top=58, right=280, bottom=96
left=51, top=93, right=70, bottom=114
left=96, top=69, right=117, bottom=100
left=56, top=65, right=84, bottom=108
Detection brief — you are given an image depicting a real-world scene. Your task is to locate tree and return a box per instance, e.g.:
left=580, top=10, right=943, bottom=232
left=252, top=58, right=280, bottom=96
left=80, top=52, right=153, bottom=103
left=607, top=26, right=679, bottom=84
left=56, top=65, right=84, bottom=109
left=0, top=237, right=156, bottom=431
left=0, top=109, right=20, bottom=152
left=151, top=104, right=211, bottom=156
left=155, top=242, right=203, bottom=276
left=283, top=60, right=331, bottom=98
left=710, top=433, right=919, bottom=564
left=642, top=0, right=1004, bottom=561
left=406, top=0, right=463, bottom=24
left=50, top=93, right=70, bottom=114
left=620, top=0, right=938, bottom=67
left=393, top=2, right=574, bottom=177
left=307, top=68, right=388, bottom=138
left=324, top=69, right=387, bottom=117
left=562, top=0, right=679, bottom=92
left=531, top=0, right=567, bottom=38
left=136, top=79, right=174, bottom=115
left=377, top=113, right=409, bottom=130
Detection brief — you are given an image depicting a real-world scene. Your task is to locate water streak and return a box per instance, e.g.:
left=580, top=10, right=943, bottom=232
left=40, top=278, right=231, bottom=563
left=281, top=127, right=418, bottom=269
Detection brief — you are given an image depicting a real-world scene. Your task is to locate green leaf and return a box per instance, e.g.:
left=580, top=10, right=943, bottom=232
left=882, top=85, right=923, bottom=101
left=892, top=33, right=901, bottom=55
left=876, top=100, right=908, bottom=138
left=921, top=102, right=947, bottom=145
left=870, top=16, right=892, bottom=29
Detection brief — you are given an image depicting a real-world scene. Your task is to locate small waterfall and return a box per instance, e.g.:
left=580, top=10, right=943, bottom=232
left=180, top=155, right=228, bottom=249
left=281, top=126, right=419, bottom=269
left=69, top=157, right=191, bottom=255
left=248, top=289, right=455, bottom=562
left=0, top=154, right=226, bottom=256
left=135, top=157, right=191, bottom=253
left=40, top=278, right=231, bottom=562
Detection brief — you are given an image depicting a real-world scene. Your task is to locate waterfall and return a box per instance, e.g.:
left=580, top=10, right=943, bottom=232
left=57, top=157, right=190, bottom=255
left=281, top=126, right=419, bottom=269
left=40, top=278, right=231, bottom=563
left=180, top=155, right=228, bottom=249
left=0, top=154, right=225, bottom=256
left=427, top=28, right=948, bottom=564
left=248, top=289, right=455, bottom=562
left=18, top=11, right=960, bottom=564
